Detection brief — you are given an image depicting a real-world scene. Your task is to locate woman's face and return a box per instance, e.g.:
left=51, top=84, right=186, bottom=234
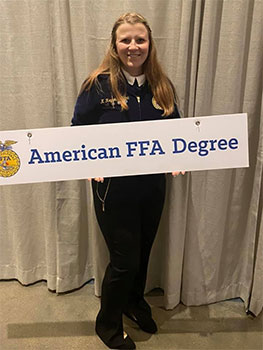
left=115, top=23, right=149, bottom=76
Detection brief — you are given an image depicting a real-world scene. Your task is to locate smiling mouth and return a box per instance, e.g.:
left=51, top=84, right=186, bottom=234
left=128, top=54, right=140, bottom=57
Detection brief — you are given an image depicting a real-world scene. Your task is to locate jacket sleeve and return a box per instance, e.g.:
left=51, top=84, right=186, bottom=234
left=173, top=102, right=181, bottom=119
left=166, top=78, right=182, bottom=119
left=164, top=102, right=181, bottom=120
left=71, top=83, right=101, bottom=126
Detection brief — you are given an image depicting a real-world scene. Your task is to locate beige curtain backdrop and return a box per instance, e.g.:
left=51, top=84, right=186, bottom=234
left=0, top=0, right=262, bottom=317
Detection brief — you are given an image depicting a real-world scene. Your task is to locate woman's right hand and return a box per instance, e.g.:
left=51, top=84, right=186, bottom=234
left=88, top=177, right=104, bottom=182
left=172, top=171, right=185, bottom=177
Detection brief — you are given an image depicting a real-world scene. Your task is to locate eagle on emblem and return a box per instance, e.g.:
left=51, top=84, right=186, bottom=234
left=0, top=140, right=17, bottom=151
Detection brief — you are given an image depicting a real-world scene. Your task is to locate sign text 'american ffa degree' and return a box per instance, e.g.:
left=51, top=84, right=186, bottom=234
left=28, top=137, right=239, bottom=164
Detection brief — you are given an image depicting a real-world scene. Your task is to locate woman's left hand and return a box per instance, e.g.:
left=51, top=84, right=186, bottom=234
left=172, top=171, right=186, bottom=177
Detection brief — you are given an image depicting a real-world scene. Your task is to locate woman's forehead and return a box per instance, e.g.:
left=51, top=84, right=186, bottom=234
left=116, top=23, right=149, bottom=38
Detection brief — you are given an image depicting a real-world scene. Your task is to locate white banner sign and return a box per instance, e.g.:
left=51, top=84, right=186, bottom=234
left=0, top=113, right=249, bottom=186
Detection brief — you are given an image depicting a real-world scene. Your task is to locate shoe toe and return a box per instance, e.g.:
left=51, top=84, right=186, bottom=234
left=138, top=316, right=157, bottom=334
left=125, top=310, right=157, bottom=334
left=114, top=334, right=136, bottom=349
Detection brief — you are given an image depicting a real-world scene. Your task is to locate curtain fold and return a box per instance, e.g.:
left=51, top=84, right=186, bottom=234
left=0, top=0, right=262, bottom=316
left=168, top=0, right=263, bottom=314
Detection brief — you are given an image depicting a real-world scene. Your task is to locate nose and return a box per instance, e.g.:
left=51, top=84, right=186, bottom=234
left=128, top=39, right=138, bottom=49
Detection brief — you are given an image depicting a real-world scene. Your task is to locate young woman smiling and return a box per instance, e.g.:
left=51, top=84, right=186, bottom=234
left=72, top=12, right=183, bottom=350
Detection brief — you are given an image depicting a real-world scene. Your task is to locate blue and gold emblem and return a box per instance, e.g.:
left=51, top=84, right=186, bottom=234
left=0, top=140, right=20, bottom=177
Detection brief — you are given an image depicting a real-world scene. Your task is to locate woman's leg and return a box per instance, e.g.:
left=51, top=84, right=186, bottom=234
left=92, top=178, right=141, bottom=349
left=125, top=175, right=166, bottom=330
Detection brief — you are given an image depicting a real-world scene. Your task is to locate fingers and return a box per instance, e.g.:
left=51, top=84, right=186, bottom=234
left=172, top=171, right=186, bottom=177
left=88, top=177, right=104, bottom=182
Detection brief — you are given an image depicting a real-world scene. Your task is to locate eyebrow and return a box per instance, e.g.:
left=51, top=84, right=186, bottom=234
left=117, top=34, right=148, bottom=39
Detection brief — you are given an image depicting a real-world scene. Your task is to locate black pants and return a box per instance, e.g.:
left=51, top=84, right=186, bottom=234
left=92, top=174, right=166, bottom=346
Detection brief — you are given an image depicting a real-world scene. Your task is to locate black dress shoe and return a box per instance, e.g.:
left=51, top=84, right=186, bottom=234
left=111, top=334, right=136, bottom=349
left=124, top=310, right=157, bottom=334
left=95, top=309, right=136, bottom=349
left=96, top=328, right=136, bottom=350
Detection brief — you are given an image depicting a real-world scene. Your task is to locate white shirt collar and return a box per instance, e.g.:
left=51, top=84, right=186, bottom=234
left=122, top=69, right=145, bottom=87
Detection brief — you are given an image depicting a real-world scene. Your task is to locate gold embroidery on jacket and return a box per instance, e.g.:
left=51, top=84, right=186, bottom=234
left=100, top=97, right=129, bottom=107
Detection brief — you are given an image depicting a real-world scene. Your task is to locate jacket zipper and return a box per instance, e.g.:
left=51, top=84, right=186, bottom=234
left=136, top=96, right=141, bottom=120
left=96, top=178, right=111, bottom=212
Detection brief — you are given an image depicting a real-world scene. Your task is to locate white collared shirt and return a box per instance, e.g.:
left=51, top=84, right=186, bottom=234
left=122, top=69, right=146, bottom=87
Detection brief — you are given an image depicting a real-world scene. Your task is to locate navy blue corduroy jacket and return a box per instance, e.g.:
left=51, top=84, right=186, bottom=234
left=71, top=74, right=180, bottom=126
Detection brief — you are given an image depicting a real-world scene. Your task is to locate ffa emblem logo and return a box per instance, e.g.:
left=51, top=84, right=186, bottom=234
left=0, top=140, right=20, bottom=178
left=152, top=97, right=163, bottom=110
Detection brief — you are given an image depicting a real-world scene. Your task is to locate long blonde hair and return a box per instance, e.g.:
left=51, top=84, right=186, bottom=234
left=80, top=13, right=178, bottom=116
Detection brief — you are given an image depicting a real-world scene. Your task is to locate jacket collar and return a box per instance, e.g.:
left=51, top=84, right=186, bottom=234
left=122, top=69, right=146, bottom=87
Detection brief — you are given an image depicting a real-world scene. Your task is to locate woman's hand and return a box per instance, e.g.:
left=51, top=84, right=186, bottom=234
left=88, top=177, right=104, bottom=182
left=172, top=171, right=185, bottom=177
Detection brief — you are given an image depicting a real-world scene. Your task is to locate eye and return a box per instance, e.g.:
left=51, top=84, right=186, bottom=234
left=136, top=38, right=146, bottom=43
left=121, top=38, right=130, bottom=44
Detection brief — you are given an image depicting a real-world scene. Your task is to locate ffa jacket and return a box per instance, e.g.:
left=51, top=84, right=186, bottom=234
left=71, top=74, right=180, bottom=126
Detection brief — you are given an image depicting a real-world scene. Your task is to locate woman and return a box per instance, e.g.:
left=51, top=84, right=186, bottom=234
left=72, top=12, right=184, bottom=350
